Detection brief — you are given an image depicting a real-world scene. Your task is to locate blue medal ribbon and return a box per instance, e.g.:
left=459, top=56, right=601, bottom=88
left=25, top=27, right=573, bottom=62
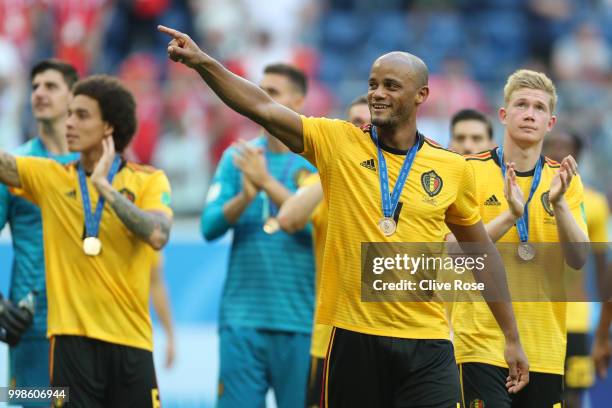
left=78, top=156, right=122, bottom=238
left=370, top=126, right=420, bottom=220
left=497, top=147, right=543, bottom=243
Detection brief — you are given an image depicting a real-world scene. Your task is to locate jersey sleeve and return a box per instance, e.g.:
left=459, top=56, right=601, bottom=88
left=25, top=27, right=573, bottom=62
left=200, top=147, right=239, bottom=241
left=300, top=116, right=354, bottom=173
left=13, top=156, right=59, bottom=205
left=138, top=170, right=174, bottom=218
left=586, top=192, right=609, bottom=243
left=445, top=158, right=481, bottom=226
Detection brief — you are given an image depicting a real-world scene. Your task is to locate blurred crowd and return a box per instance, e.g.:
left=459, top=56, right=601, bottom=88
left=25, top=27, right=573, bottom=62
left=0, top=0, right=610, bottom=215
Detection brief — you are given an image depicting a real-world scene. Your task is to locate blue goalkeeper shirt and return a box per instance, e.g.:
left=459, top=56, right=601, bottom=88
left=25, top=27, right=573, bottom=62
left=201, top=136, right=316, bottom=333
left=0, top=138, right=78, bottom=339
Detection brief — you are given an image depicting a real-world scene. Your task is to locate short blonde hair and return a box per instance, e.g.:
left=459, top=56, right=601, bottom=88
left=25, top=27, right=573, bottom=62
left=503, top=69, right=557, bottom=113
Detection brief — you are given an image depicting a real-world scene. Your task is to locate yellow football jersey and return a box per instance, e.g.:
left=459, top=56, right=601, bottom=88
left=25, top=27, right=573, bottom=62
left=300, top=117, right=480, bottom=340
left=299, top=173, right=333, bottom=358
left=14, top=157, right=173, bottom=351
left=566, top=187, right=609, bottom=333
left=452, top=149, right=587, bottom=374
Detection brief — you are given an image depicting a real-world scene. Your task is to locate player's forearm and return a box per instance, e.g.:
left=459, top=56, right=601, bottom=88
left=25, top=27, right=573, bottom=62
left=278, top=183, right=323, bottom=233
left=594, top=253, right=610, bottom=301
left=553, top=199, right=589, bottom=269
left=474, top=242, right=521, bottom=343
left=595, top=303, right=612, bottom=341
left=0, top=150, right=21, bottom=188
left=192, top=55, right=304, bottom=152
left=222, top=192, right=252, bottom=225
left=261, top=176, right=292, bottom=209
left=151, top=286, right=175, bottom=340
left=484, top=211, right=518, bottom=242
left=94, top=181, right=171, bottom=250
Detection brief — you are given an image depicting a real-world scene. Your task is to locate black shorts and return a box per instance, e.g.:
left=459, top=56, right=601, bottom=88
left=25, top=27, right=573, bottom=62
left=306, top=356, right=325, bottom=408
left=459, top=362, right=563, bottom=408
left=50, top=335, right=159, bottom=408
left=322, top=327, right=460, bottom=408
left=565, top=332, right=595, bottom=391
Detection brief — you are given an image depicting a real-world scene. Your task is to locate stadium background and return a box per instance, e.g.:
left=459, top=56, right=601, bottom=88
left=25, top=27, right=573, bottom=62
left=0, top=0, right=610, bottom=406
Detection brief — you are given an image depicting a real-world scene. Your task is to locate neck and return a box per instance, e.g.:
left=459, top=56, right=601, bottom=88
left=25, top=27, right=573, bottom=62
left=501, top=133, right=542, bottom=172
left=38, top=118, right=69, bottom=155
left=265, top=133, right=290, bottom=153
left=376, top=120, right=417, bottom=151
left=80, top=145, right=104, bottom=174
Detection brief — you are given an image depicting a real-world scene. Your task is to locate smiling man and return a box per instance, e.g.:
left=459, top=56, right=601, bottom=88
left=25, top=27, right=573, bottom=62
left=0, top=60, right=78, bottom=401
left=159, top=25, right=529, bottom=407
left=0, top=75, right=172, bottom=407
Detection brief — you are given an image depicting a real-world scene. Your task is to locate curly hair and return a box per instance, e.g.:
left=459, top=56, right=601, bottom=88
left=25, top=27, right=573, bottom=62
left=72, top=75, right=137, bottom=153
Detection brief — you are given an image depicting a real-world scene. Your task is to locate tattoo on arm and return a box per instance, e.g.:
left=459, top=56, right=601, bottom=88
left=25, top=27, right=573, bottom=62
left=108, top=189, right=171, bottom=249
left=0, top=151, right=20, bottom=188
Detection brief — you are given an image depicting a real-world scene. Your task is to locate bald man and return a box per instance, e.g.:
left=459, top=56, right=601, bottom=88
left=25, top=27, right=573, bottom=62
left=159, top=26, right=529, bottom=407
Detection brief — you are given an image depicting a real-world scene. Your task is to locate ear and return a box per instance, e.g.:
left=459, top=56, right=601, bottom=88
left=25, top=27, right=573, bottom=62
left=103, top=122, right=114, bottom=138
left=498, top=107, right=507, bottom=125
left=415, top=86, right=429, bottom=105
left=546, top=115, right=557, bottom=132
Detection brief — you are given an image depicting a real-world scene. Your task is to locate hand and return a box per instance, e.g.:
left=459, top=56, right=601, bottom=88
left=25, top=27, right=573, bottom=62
left=549, top=155, right=578, bottom=205
left=593, top=335, right=611, bottom=379
left=504, top=340, right=529, bottom=394
left=233, top=140, right=270, bottom=189
left=0, top=294, right=34, bottom=347
left=91, top=137, right=116, bottom=191
left=158, top=25, right=208, bottom=68
left=165, top=336, right=176, bottom=369
left=242, top=174, right=259, bottom=202
left=503, top=162, right=525, bottom=219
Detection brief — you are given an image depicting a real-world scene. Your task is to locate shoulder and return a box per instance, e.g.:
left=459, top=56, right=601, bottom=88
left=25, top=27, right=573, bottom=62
left=465, top=150, right=495, bottom=162
left=421, top=136, right=464, bottom=162
left=464, top=149, right=498, bottom=173
left=125, top=161, right=160, bottom=175
left=543, top=156, right=560, bottom=169
left=301, top=115, right=366, bottom=138
left=12, top=139, right=41, bottom=156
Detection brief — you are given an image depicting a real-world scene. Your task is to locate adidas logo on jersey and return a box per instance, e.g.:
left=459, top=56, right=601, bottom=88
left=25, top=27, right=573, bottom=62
left=484, top=195, right=501, bottom=206
left=360, top=159, right=376, bottom=172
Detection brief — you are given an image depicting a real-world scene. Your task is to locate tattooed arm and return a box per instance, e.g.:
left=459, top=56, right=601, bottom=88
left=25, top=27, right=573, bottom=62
left=91, top=138, right=172, bottom=250
left=94, top=180, right=172, bottom=250
left=0, top=150, right=21, bottom=188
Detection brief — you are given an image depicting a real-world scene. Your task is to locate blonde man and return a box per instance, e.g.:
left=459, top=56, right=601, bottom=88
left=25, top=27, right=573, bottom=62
left=450, top=70, right=589, bottom=407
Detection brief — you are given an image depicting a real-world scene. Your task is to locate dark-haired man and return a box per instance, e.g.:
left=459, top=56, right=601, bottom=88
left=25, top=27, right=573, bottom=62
left=449, top=108, right=494, bottom=155
left=162, top=25, right=528, bottom=407
left=0, top=75, right=173, bottom=407
left=347, top=95, right=370, bottom=127
left=0, top=59, right=78, bottom=398
left=201, top=63, right=316, bottom=408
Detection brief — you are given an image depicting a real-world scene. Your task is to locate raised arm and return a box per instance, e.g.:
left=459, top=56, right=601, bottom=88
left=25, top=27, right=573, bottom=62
left=92, top=138, right=172, bottom=250
left=448, top=221, right=529, bottom=393
left=158, top=25, right=304, bottom=153
left=0, top=150, right=21, bottom=188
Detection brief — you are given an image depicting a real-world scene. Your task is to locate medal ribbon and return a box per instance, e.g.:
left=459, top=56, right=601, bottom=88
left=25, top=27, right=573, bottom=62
left=497, top=147, right=543, bottom=243
left=78, top=156, right=122, bottom=238
left=370, top=126, right=419, bottom=219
